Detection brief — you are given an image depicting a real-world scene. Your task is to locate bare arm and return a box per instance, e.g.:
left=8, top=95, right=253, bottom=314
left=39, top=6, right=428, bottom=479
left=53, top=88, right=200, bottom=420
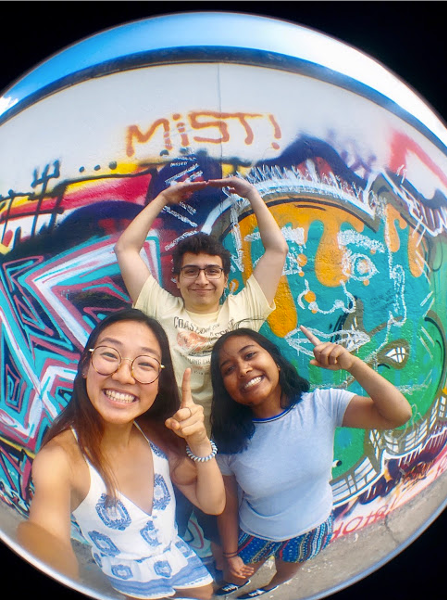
left=217, top=475, right=254, bottom=583
left=114, top=180, right=208, bottom=303
left=165, top=369, right=226, bottom=515
left=208, top=177, right=288, bottom=304
left=300, top=325, right=412, bottom=429
left=17, top=445, right=79, bottom=580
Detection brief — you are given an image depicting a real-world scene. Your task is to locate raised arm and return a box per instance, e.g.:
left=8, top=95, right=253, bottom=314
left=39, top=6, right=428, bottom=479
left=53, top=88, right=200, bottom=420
left=114, top=180, right=208, bottom=303
left=208, top=177, right=288, bottom=304
left=300, top=325, right=412, bottom=430
left=17, top=444, right=79, bottom=580
left=165, top=369, right=225, bottom=515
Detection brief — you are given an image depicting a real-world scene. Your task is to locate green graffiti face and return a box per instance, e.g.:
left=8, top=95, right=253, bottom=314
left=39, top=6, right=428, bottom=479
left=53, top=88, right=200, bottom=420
left=221, top=191, right=447, bottom=495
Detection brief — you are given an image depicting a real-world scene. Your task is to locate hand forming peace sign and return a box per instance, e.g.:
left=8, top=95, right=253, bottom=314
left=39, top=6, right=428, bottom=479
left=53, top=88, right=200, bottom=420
left=300, top=325, right=356, bottom=371
left=165, top=368, right=208, bottom=446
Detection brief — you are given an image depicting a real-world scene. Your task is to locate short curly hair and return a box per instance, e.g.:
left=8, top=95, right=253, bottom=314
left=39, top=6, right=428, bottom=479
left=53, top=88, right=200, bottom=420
left=172, top=232, right=232, bottom=275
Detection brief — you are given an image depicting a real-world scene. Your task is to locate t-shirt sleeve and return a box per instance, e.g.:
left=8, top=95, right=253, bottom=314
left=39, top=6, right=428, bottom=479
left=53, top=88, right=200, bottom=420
left=216, top=452, right=234, bottom=476
left=318, top=388, right=356, bottom=427
left=228, top=274, right=275, bottom=330
left=133, top=273, right=178, bottom=319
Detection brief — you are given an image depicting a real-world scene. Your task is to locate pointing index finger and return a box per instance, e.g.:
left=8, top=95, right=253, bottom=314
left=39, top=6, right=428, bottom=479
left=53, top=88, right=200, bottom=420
left=181, top=368, right=194, bottom=407
left=300, top=325, right=321, bottom=347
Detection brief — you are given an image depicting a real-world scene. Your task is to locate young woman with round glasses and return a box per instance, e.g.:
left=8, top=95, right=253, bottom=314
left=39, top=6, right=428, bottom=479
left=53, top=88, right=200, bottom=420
left=18, top=309, right=225, bottom=600
left=88, top=344, right=166, bottom=384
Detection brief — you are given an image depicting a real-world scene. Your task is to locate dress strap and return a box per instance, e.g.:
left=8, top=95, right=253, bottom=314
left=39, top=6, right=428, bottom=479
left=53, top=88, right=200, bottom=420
left=133, top=422, right=167, bottom=460
left=133, top=421, right=150, bottom=443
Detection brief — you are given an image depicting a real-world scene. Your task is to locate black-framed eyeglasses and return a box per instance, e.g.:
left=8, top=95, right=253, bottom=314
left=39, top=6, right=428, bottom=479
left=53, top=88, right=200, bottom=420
left=179, top=265, right=224, bottom=279
left=89, top=346, right=164, bottom=384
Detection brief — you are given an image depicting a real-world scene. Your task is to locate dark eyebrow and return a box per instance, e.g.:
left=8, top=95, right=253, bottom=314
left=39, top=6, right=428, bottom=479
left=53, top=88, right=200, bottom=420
left=182, top=263, right=222, bottom=268
left=219, top=344, right=257, bottom=368
left=96, top=336, right=122, bottom=347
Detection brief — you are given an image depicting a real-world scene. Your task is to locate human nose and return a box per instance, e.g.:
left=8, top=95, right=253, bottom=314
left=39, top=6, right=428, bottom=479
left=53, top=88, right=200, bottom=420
left=238, top=360, right=252, bottom=376
left=111, top=358, right=136, bottom=383
left=195, top=269, right=209, bottom=283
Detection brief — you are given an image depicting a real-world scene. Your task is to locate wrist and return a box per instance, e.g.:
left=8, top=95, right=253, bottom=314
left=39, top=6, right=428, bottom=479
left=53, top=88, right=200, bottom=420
left=185, top=432, right=210, bottom=453
left=345, top=355, right=367, bottom=376
left=186, top=439, right=217, bottom=462
left=187, top=439, right=212, bottom=456
left=155, top=192, right=170, bottom=207
left=245, top=189, right=262, bottom=204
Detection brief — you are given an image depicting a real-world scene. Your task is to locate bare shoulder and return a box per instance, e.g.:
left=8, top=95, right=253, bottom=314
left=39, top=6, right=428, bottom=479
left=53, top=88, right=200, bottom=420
left=23, top=430, right=86, bottom=560
left=36, top=429, right=81, bottom=461
left=33, top=430, right=85, bottom=488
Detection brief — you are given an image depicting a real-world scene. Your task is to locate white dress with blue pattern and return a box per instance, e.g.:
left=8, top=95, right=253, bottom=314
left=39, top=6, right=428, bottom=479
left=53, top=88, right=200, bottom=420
left=71, top=424, right=212, bottom=598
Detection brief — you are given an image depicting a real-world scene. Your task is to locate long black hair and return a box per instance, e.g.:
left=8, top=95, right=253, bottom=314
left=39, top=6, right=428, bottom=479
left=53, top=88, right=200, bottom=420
left=43, top=308, right=182, bottom=496
left=210, top=328, right=310, bottom=454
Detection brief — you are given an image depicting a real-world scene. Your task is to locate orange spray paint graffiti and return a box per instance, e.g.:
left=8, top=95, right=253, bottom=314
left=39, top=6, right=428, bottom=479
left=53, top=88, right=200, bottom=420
left=126, top=111, right=282, bottom=156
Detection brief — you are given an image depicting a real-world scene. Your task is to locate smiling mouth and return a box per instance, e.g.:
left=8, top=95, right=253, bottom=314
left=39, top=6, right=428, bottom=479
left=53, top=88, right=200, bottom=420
left=242, top=376, right=263, bottom=390
left=105, top=390, right=137, bottom=404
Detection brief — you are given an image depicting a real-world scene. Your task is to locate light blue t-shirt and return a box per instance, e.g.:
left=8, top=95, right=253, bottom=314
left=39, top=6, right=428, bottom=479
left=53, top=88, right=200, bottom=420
left=216, top=388, right=354, bottom=541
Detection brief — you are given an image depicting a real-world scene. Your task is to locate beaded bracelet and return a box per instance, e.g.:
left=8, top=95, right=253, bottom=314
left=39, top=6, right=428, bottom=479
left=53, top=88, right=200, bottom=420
left=186, top=440, right=218, bottom=462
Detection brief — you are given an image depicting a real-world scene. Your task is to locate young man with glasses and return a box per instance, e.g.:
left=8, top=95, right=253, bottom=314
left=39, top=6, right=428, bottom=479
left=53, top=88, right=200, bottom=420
left=115, top=176, right=288, bottom=568
left=115, top=176, right=288, bottom=424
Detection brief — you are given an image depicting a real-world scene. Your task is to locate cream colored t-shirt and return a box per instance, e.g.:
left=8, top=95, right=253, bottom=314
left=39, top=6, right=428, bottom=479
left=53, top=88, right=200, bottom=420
left=134, top=274, right=274, bottom=426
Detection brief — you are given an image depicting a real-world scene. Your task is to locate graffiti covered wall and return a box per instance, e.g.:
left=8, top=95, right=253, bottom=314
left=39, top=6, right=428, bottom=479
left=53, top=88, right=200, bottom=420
left=1, top=45, right=447, bottom=542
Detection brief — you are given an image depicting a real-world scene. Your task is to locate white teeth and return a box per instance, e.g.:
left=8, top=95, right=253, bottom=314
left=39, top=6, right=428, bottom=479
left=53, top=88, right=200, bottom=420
left=105, top=390, right=136, bottom=404
left=243, top=376, right=262, bottom=389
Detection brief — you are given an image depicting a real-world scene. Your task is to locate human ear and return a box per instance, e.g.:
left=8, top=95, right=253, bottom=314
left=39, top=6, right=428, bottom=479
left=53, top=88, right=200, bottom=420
left=81, top=357, right=90, bottom=378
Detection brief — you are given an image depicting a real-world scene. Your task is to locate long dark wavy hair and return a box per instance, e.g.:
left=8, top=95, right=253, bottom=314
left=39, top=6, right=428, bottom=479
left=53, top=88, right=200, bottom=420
left=210, top=328, right=310, bottom=454
left=43, top=308, right=184, bottom=497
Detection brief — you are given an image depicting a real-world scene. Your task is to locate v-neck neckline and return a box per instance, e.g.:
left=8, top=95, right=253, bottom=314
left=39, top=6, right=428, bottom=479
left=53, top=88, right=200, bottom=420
left=74, top=423, right=158, bottom=518
left=118, top=421, right=155, bottom=517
